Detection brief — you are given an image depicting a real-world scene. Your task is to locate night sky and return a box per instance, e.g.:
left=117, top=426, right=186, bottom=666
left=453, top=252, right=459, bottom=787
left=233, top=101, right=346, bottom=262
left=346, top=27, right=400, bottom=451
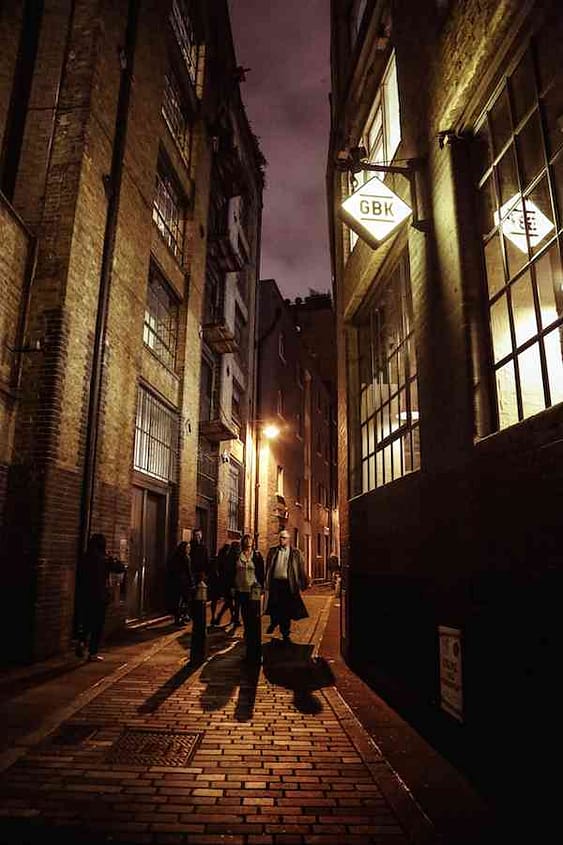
left=228, top=0, right=332, bottom=301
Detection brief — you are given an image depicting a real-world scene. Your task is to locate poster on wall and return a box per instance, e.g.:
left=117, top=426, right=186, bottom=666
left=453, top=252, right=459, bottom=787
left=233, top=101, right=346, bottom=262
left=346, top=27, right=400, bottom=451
left=438, top=625, right=463, bottom=722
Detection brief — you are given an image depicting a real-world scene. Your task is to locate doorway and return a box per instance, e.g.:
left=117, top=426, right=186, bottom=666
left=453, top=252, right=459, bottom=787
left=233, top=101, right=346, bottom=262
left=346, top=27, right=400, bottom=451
left=128, top=486, right=168, bottom=620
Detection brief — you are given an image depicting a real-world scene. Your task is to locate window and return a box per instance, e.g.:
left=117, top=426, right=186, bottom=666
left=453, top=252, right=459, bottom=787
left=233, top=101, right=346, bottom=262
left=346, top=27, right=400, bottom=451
left=143, top=265, right=178, bottom=369
left=170, top=0, right=200, bottom=89
left=134, top=387, right=178, bottom=482
left=351, top=252, right=420, bottom=494
left=227, top=462, right=243, bottom=532
left=277, top=389, right=284, bottom=417
left=200, top=355, right=216, bottom=422
left=153, top=156, right=185, bottom=260
left=473, top=26, right=563, bottom=433
left=347, top=52, right=402, bottom=250
left=276, top=465, right=284, bottom=496
left=279, top=330, right=286, bottom=361
left=231, top=380, right=242, bottom=424
left=162, top=68, right=193, bottom=166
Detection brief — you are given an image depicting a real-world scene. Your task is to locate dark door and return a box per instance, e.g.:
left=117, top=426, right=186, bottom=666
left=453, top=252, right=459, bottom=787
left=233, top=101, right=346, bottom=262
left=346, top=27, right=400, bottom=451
left=127, top=487, right=167, bottom=620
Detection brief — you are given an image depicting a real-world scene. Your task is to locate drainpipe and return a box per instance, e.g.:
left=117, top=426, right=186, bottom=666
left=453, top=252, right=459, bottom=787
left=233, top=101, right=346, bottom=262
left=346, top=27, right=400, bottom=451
left=79, top=0, right=140, bottom=554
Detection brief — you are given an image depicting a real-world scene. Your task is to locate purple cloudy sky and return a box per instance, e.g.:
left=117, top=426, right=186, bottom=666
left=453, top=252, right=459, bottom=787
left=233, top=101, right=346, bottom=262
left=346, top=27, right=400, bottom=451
left=228, top=0, right=331, bottom=301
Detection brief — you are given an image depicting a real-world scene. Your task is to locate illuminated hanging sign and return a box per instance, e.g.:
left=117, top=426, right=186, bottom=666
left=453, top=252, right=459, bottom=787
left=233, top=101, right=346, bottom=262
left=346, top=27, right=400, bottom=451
left=340, top=175, right=412, bottom=249
left=494, top=194, right=554, bottom=253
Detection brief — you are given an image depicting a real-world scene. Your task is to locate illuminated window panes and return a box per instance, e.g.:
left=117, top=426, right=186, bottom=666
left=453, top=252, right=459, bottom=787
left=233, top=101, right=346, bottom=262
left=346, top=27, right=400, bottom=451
left=484, top=233, right=505, bottom=297
left=510, top=51, right=536, bottom=125
left=544, top=325, right=563, bottom=405
left=497, top=145, right=519, bottom=208
left=383, top=56, right=401, bottom=161
left=490, top=293, right=512, bottom=362
left=526, top=177, right=555, bottom=257
left=478, top=175, right=496, bottom=236
left=518, top=344, right=545, bottom=418
left=516, top=112, right=544, bottom=189
left=501, top=197, right=528, bottom=278
left=536, top=242, right=563, bottom=329
left=541, top=73, right=563, bottom=158
left=489, top=87, right=512, bottom=156
left=511, top=271, right=537, bottom=347
left=495, top=360, right=519, bottom=429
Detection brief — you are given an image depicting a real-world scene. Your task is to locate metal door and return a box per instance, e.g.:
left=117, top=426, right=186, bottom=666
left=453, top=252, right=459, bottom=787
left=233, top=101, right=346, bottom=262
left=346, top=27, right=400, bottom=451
left=127, top=486, right=167, bottom=620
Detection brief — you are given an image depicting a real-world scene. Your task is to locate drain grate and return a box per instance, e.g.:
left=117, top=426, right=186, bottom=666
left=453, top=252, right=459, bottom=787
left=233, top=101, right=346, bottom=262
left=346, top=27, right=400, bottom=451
left=105, top=728, right=202, bottom=767
left=49, top=723, right=99, bottom=746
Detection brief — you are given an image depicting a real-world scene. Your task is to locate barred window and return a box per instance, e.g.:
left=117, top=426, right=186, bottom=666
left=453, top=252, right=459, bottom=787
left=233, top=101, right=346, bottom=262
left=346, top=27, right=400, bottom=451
left=227, top=462, right=243, bottom=532
left=170, top=0, right=199, bottom=89
left=473, top=22, right=563, bottom=433
left=153, top=157, right=184, bottom=260
left=143, top=265, right=178, bottom=369
left=162, top=68, right=193, bottom=166
left=351, top=252, right=420, bottom=494
left=134, top=388, right=178, bottom=482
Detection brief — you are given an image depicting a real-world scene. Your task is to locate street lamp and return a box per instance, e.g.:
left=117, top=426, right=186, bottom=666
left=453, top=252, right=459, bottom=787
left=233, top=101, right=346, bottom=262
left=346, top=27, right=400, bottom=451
left=253, top=420, right=280, bottom=550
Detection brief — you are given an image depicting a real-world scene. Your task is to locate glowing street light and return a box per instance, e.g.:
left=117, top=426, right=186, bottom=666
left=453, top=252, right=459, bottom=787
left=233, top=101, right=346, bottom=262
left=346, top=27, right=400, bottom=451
left=254, top=420, right=281, bottom=546
left=262, top=423, right=280, bottom=440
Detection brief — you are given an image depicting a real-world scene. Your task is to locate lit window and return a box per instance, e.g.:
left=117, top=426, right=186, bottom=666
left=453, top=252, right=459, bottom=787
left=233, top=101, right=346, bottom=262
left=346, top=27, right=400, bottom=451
left=134, top=388, right=178, bottom=482
left=276, top=465, right=284, bottom=496
left=351, top=251, right=420, bottom=494
left=153, top=156, right=185, bottom=260
left=143, top=265, right=178, bottom=369
left=473, top=33, right=563, bottom=434
left=170, top=0, right=200, bottom=89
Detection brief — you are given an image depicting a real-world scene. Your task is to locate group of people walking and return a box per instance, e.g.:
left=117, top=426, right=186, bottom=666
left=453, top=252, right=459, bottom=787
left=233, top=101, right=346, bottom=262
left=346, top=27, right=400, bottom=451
left=167, top=528, right=310, bottom=644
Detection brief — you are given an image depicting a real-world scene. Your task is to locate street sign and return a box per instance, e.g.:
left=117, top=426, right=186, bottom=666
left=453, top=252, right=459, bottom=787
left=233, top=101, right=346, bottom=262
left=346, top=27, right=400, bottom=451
left=438, top=625, right=463, bottom=722
left=340, top=175, right=412, bottom=249
left=494, top=193, right=554, bottom=253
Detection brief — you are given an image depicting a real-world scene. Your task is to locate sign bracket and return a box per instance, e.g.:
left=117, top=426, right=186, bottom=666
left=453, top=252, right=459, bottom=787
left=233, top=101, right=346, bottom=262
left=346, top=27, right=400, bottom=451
left=336, top=147, right=429, bottom=234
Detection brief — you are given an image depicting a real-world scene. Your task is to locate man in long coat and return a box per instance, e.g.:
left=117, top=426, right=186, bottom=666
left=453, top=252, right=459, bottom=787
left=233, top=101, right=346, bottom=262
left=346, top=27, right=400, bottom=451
left=264, top=529, right=309, bottom=643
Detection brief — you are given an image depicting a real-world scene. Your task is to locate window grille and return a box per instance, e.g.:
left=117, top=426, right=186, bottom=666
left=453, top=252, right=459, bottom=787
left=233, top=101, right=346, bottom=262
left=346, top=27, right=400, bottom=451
left=170, top=0, right=199, bottom=88
left=162, top=69, right=193, bottom=165
left=134, top=388, right=178, bottom=482
left=153, top=159, right=184, bottom=260
left=143, top=266, right=178, bottom=369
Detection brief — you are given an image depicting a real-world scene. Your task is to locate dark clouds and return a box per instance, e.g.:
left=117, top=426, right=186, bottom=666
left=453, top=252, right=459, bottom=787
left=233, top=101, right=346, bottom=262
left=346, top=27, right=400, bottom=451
left=228, top=0, right=331, bottom=300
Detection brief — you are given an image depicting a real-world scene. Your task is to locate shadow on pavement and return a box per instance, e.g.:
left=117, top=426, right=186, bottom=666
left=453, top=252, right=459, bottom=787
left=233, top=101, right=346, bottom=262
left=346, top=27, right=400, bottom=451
left=262, top=639, right=335, bottom=714
left=198, top=640, right=261, bottom=722
left=137, top=659, right=199, bottom=714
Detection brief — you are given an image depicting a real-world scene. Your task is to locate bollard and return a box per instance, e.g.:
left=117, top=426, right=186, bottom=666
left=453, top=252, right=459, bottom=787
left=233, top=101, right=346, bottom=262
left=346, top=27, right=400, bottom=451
left=190, top=579, right=208, bottom=665
left=245, top=582, right=262, bottom=664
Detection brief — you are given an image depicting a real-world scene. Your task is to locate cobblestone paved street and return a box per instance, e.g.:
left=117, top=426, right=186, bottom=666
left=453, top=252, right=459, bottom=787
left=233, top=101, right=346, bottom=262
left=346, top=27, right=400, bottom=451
left=0, top=592, right=439, bottom=844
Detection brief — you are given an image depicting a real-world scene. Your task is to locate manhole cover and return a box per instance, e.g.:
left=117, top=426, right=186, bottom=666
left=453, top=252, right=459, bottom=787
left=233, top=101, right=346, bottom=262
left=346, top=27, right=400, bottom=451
left=49, top=723, right=99, bottom=745
left=105, top=728, right=202, bottom=767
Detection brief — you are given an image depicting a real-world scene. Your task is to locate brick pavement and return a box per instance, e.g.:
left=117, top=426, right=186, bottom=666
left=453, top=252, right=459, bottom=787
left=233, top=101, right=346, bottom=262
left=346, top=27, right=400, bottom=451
left=0, top=592, right=439, bottom=845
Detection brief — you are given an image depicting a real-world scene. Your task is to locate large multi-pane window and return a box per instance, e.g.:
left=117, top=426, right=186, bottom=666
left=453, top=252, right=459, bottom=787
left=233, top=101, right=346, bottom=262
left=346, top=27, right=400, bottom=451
left=473, top=17, right=563, bottom=432
left=170, top=0, right=199, bottom=90
left=352, top=253, right=420, bottom=494
left=134, top=387, right=178, bottom=482
left=347, top=52, right=401, bottom=251
left=153, top=156, right=184, bottom=260
left=143, top=265, right=178, bottom=369
left=162, top=68, right=193, bottom=166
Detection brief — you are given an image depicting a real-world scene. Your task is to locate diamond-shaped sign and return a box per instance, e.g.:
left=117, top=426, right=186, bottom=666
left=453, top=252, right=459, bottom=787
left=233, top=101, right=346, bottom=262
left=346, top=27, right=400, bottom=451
left=340, top=175, right=412, bottom=249
left=494, top=193, right=554, bottom=253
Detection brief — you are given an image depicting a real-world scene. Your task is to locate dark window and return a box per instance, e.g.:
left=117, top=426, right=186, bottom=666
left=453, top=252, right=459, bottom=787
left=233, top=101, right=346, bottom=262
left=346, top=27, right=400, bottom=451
left=143, top=265, right=178, bottom=369
left=232, top=380, right=242, bottom=424
left=134, top=387, right=178, bottom=482
left=228, top=461, right=243, bottom=532
left=162, top=68, right=193, bottom=166
left=170, top=0, right=200, bottom=89
left=200, top=356, right=216, bottom=422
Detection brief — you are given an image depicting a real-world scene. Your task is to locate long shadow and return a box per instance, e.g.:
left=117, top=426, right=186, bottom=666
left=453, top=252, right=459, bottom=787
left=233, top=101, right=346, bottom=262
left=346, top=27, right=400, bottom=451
left=137, top=626, right=234, bottom=715
left=198, top=640, right=261, bottom=722
left=262, top=640, right=335, bottom=714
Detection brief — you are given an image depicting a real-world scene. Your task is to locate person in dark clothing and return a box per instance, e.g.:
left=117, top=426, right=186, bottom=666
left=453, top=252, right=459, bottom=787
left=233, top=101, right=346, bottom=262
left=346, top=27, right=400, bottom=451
left=75, top=533, right=126, bottom=660
left=264, top=529, right=309, bottom=643
left=213, top=540, right=241, bottom=627
left=189, top=529, right=209, bottom=584
left=166, top=541, right=193, bottom=626
left=209, top=543, right=230, bottom=626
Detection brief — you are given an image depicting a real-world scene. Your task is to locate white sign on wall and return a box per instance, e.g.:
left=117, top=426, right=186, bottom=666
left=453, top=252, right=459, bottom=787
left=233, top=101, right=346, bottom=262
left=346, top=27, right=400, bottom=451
left=340, top=175, right=412, bottom=249
left=438, top=625, right=463, bottom=722
left=494, top=193, right=554, bottom=254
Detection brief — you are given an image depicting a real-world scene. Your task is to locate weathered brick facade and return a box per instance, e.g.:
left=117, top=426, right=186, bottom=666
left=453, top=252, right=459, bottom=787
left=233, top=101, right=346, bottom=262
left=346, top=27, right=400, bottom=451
left=328, top=0, right=563, bottom=802
left=0, top=0, right=263, bottom=663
